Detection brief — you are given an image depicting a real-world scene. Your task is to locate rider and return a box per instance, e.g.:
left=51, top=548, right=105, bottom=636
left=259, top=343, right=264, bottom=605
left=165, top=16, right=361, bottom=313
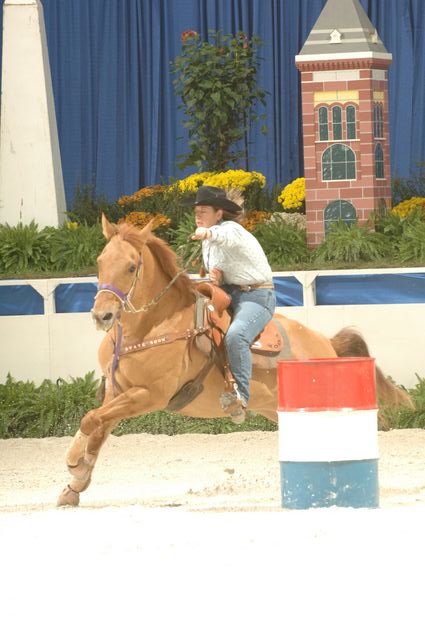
left=189, top=185, right=276, bottom=424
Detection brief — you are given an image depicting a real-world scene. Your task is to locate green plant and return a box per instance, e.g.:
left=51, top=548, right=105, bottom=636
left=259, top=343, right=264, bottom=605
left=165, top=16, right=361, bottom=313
left=253, top=217, right=310, bottom=267
left=0, top=221, right=54, bottom=273
left=48, top=222, right=106, bottom=271
left=392, top=162, right=425, bottom=205
left=67, top=184, right=123, bottom=225
left=171, top=30, right=267, bottom=171
left=0, top=372, right=99, bottom=438
left=0, top=372, right=275, bottom=438
left=380, top=374, right=425, bottom=429
left=397, top=216, right=425, bottom=263
left=312, top=222, right=391, bottom=263
left=169, top=210, right=202, bottom=272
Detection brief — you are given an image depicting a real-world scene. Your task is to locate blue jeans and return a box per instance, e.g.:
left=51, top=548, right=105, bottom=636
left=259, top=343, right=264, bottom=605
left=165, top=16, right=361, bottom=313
left=222, top=286, right=276, bottom=404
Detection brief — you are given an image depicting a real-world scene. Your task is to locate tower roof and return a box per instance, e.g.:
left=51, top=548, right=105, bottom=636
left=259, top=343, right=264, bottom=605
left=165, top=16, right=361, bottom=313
left=296, top=0, right=391, bottom=63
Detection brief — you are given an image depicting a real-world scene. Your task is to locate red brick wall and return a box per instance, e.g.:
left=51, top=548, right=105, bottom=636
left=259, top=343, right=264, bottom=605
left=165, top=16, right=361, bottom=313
left=297, top=60, right=392, bottom=247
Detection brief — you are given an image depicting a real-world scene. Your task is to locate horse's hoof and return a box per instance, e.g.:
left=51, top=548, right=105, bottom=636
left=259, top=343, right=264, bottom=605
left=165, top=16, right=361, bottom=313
left=57, top=485, right=80, bottom=507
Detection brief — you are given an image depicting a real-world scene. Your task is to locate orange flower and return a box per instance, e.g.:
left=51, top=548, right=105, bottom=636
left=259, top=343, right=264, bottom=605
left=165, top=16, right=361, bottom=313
left=241, top=210, right=271, bottom=232
left=121, top=211, right=171, bottom=230
left=117, top=184, right=166, bottom=206
left=181, top=30, right=198, bottom=43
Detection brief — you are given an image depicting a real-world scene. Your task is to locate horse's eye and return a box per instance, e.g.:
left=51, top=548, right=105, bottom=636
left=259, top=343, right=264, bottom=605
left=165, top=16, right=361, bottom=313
left=129, top=265, right=136, bottom=273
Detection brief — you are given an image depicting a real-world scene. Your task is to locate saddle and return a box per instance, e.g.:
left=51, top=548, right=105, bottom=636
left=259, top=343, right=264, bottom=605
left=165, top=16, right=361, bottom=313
left=194, top=281, right=283, bottom=356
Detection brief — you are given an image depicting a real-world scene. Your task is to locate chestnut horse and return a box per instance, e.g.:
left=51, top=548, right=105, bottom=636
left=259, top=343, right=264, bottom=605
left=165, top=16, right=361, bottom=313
left=57, top=215, right=413, bottom=506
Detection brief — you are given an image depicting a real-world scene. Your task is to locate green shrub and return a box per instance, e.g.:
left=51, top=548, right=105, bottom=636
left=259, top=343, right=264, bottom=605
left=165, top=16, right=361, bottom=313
left=253, top=217, right=310, bottom=267
left=67, top=184, right=123, bottom=225
left=172, top=30, right=267, bottom=171
left=49, top=222, right=106, bottom=271
left=0, top=372, right=99, bottom=438
left=312, top=222, right=391, bottom=264
left=392, top=162, right=425, bottom=205
left=397, top=216, right=425, bottom=263
left=0, top=221, right=54, bottom=273
left=0, top=372, right=275, bottom=438
left=169, top=210, right=202, bottom=271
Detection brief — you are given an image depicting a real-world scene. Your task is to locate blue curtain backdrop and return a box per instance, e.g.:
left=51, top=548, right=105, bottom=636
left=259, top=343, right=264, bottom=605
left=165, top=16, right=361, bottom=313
left=0, top=0, right=424, bottom=206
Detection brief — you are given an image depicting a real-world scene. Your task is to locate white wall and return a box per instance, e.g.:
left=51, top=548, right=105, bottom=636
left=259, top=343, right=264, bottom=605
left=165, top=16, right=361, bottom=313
left=1, top=271, right=424, bottom=389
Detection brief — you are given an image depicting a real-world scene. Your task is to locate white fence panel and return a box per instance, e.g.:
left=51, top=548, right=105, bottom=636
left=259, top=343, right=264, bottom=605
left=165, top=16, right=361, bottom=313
left=1, top=270, right=424, bottom=388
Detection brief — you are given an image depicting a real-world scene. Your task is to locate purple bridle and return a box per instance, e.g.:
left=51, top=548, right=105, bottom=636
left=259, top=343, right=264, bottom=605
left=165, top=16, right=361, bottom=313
left=95, top=258, right=143, bottom=313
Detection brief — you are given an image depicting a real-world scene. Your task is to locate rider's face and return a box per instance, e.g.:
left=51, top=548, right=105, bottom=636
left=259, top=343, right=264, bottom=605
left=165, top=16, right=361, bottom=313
left=195, top=205, right=223, bottom=228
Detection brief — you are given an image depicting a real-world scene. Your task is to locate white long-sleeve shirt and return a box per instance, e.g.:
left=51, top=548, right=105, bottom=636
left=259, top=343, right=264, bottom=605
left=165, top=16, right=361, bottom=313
left=201, top=220, right=273, bottom=286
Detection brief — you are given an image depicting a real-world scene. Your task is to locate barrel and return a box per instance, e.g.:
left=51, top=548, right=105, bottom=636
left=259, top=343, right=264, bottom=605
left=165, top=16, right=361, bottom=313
left=277, top=357, right=379, bottom=509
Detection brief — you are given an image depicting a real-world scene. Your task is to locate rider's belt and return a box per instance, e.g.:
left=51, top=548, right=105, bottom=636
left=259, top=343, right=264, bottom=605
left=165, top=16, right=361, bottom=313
left=237, top=282, right=274, bottom=292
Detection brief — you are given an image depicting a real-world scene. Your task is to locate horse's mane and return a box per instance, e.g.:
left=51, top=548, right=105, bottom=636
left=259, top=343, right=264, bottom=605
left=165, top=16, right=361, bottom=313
left=115, top=223, right=195, bottom=297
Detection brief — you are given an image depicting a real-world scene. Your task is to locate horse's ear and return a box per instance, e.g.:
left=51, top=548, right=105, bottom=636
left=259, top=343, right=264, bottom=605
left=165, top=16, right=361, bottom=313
left=101, top=213, right=117, bottom=240
left=139, top=219, right=155, bottom=240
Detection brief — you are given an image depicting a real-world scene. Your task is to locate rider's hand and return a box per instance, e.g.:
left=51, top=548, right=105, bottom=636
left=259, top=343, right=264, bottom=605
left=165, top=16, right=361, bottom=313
left=209, top=268, right=223, bottom=285
left=191, top=227, right=212, bottom=241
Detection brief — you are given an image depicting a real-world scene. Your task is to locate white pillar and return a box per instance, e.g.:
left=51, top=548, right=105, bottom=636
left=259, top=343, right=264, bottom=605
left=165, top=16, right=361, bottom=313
left=0, top=0, right=66, bottom=228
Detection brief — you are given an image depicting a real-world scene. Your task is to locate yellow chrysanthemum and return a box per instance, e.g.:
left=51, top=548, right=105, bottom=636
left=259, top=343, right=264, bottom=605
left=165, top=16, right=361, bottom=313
left=278, top=177, right=305, bottom=212
left=391, top=197, right=425, bottom=218
left=173, top=172, right=213, bottom=193
left=205, top=169, right=266, bottom=191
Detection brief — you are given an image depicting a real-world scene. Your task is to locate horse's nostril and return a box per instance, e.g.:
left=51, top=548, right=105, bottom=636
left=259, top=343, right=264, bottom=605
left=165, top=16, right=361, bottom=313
left=103, top=312, right=113, bottom=322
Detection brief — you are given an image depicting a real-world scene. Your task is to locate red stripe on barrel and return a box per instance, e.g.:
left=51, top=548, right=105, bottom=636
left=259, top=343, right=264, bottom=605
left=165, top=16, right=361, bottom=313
left=277, top=357, right=377, bottom=411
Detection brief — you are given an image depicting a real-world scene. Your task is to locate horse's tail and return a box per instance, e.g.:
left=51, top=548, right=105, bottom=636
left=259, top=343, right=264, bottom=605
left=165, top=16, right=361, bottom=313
left=330, top=327, right=414, bottom=415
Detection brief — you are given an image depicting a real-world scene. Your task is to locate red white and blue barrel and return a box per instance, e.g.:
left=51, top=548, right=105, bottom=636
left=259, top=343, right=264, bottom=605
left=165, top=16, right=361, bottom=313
left=277, top=357, right=379, bottom=509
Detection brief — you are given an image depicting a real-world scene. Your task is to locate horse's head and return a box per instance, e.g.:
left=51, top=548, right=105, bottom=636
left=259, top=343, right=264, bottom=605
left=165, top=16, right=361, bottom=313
left=91, top=214, right=152, bottom=331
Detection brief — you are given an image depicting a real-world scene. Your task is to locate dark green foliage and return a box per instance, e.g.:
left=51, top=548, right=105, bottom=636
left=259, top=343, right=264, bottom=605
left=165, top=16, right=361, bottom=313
left=311, top=222, right=391, bottom=264
left=392, top=162, right=425, bottom=204
left=380, top=375, right=425, bottom=429
left=0, top=372, right=99, bottom=438
left=115, top=411, right=275, bottom=436
left=371, top=208, right=406, bottom=245
left=397, top=215, right=425, bottom=262
left=0, top=221, right=54, bottom=273
left=169, top=210, right=202, bottom=271
left=0, top=372, right=275, bottom=439
left=243, top=182, right=275, bottom=213
left=49, top=223, right=106, bottom=271
left=67, top=184, right=123, bottom=225
left=172, top=30, right=267, bottom=171
left=253, top=217, right=310, bottom=267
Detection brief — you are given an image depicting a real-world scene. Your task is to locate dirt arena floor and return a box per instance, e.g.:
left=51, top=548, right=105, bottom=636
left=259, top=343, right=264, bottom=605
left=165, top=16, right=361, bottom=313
left=1, top=429, right=425, bottom=639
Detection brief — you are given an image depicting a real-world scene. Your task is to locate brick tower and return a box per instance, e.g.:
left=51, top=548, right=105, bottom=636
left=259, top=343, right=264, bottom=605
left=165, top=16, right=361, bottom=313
left=295, top=0, right=392, bottom=247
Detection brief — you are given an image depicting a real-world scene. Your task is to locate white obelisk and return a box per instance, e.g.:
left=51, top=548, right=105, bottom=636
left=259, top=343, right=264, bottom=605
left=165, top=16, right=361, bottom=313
left=0, top=0, right=66, bottom=227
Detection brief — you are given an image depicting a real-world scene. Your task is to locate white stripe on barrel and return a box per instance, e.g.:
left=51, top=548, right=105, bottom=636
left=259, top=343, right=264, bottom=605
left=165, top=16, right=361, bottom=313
left=277, top=357, right=379, bottom=509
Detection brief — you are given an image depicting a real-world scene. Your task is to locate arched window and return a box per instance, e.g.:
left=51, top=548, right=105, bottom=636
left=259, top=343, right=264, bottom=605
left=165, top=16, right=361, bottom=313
left=375, top=143, right=384, bottom=178
left=322, top=144, right=356, bottom=181
left=346, top=105, right=356, bottom=139
left=324, top=200, right=357, bottom=233
left=332, top=106, right=342, bottom=140
left=318, top=106, right=329, bottom=140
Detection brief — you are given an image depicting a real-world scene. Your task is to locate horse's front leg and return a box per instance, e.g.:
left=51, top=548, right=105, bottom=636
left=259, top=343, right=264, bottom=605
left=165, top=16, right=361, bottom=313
left=57, top=386, right=164, bottom=507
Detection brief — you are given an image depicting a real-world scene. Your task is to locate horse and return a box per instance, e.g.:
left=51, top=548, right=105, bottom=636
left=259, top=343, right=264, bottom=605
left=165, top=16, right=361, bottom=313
left=57, top=214, right=414, bottom=506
